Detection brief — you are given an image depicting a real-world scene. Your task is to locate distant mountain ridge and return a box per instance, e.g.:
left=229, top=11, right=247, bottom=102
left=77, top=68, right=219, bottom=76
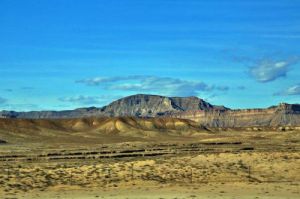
left=99, top=94, right=228, bottom=117
left=0, top=94, right=227, bottom=119
left=171, top=103, right=300, bottom=127
left=0, top=94, right=299, bottom=128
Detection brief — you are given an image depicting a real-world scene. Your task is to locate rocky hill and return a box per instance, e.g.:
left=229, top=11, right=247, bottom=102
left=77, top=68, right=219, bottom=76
left=0, top=94, right=227, bottom=119
left=100, top=94, right=227, bottom=117
left=171, top=103, right=300, bottom=127
left=0, top=94, right=299, bottom=128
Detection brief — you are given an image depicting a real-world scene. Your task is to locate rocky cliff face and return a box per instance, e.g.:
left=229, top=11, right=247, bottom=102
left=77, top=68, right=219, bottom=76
left=0, top=94, right=226, bottom=119
left=170, top=103, right=300, bottom=127
left=0, top=94, right=299, bottom=127
left=100, top=94, right=226, bottom=117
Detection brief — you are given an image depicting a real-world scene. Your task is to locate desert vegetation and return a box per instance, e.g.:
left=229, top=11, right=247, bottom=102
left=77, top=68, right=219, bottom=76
left=0, top=117, right=299, bottom=198
left=0, top=129, right=299, bottom=198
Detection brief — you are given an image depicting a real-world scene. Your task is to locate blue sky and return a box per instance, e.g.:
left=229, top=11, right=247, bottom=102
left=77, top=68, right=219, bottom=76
left=0, top=0, right=300, bottom=111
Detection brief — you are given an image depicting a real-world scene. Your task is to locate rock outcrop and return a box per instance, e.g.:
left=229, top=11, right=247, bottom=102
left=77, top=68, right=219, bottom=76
left=0, top=94, right=227, bottom=118
left=170, top=103, right=300, bottom=127
left=0, top=94, right=299, bottom=128
left=99, top=94, right=227, bottom=117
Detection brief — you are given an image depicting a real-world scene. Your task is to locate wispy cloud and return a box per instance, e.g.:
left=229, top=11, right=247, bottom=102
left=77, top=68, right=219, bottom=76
left=274, top=84, right=300, bottom=96
left=3, top=89, right=13, bottom=92
left=76, top=76, right=145, bottom=86
left=0, top=97, right=7, bottom=104
left=248, top=57, right=299, bottom=83
left=58, top=95, right=103, bottom=105
left=223, top=49, right=300, bottom=83
left=260, top=34, right=300, bottom=39
left=58, top=95, right=121, bottom=106
left=21, top=87, right=35, bottom=90
left=0, top=103, right=40, bottom=112
left=76, top=76, right=229, bottom=96
left=237, top=86, right=246, bottom=90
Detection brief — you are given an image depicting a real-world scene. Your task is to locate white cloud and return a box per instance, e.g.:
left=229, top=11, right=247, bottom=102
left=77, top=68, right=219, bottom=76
left=248, top=58, right=299, bottom=82
left=76, top=76, right=229, bottom=97
left=275, top=84, right=300, bottom=96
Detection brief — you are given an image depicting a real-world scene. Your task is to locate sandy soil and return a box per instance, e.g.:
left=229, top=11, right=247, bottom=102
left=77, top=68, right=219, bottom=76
left=0, top=130, right=299, bottom=199
left=1, top=151, right=299, bottom=199
left=4, top=182, right=300, bottom=199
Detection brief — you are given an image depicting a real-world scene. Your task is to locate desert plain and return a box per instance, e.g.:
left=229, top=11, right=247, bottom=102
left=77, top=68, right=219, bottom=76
left=0, top=117, right=299, bottom=199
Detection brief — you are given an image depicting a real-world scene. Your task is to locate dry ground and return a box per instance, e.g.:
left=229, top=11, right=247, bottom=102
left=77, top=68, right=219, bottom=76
left=0, top=127, right=299, bottom=198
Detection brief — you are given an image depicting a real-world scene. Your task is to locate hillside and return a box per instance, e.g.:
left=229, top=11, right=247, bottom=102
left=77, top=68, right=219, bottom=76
left=0, top=94, right=299, bottom=128
left=171, top=103, right=300, bottom=127
left=0, top=117, right=207, bottom=144
left=100, top=94, right=227, bottom=117
left=0, top=94, right=227, bottom=118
